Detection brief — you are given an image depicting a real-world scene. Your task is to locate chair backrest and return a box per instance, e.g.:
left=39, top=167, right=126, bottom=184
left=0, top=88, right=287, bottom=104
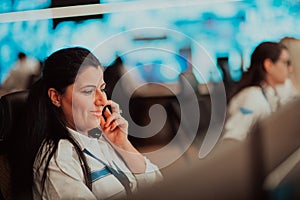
left=0, top=91, right=29, bottom=200
left=256, top=98, right=300, bottom=199
left=0, top=91, right=29, bottom=151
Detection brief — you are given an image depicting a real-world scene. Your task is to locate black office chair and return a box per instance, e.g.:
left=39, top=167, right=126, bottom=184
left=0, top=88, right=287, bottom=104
left=0, top=91, right=29, bottom=151
left=0, top=91, right=29, bottom=200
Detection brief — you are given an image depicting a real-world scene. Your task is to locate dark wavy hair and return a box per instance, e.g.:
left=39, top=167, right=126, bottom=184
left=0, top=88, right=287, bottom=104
left=229, top=41, right=288, bottom=100
left=25, top=47, right=102, bottom=197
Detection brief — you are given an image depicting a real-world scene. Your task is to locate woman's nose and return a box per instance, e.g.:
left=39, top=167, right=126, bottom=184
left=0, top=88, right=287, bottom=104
left=94, top=89, right=107, bottom=105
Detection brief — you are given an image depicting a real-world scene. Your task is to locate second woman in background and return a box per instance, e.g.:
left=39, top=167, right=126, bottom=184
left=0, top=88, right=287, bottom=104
left=222, top=41, right=298, bottom=141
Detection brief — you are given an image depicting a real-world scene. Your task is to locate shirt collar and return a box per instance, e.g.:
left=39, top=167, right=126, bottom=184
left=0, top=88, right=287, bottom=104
left=67, top=127, right=101, bottom=151
left=261, top=83, right=277, bottom=97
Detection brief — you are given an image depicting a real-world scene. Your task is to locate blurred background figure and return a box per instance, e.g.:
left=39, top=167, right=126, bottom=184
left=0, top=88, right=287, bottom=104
left=104, top=56, right=128, bottom=100
left=0, top=52, right=41, bottom=95
left=104, top=55, right=142, bottom=99
left=222, top=41, right=298, bottom=142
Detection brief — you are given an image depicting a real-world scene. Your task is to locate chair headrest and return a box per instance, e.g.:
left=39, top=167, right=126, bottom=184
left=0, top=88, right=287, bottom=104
left=0, top=91, right=28, bottom=154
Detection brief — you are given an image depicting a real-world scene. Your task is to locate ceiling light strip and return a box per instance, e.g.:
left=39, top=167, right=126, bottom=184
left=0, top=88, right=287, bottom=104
left=0, top=0, right=241, bottom=23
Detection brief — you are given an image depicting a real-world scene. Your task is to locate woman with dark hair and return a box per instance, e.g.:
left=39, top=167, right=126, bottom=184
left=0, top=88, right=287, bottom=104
left=24, top=47, right=162, bottom=199
left=222, top=41, right=297, bottom=141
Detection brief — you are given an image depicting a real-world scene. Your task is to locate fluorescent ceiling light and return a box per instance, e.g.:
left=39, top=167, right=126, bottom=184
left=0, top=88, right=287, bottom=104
left=0, top=0, right=242, bottom=23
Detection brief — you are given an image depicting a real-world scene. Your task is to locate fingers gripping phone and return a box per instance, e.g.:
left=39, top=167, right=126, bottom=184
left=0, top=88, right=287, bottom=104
left=102, top=105, right=112, bottom=122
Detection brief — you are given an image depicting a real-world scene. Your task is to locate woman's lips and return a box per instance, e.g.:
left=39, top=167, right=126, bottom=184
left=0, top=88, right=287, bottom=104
left=91, top=110, right=102, bottom=118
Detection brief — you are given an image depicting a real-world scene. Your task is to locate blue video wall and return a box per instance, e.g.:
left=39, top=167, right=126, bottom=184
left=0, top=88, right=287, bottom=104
left=1, top=0, right=300, bottom=84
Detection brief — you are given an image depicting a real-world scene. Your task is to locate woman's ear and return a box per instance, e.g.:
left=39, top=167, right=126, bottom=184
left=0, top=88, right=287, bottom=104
left=48, top=88, right=61, bottom=107
left=263, top=58, right=273, bottom=74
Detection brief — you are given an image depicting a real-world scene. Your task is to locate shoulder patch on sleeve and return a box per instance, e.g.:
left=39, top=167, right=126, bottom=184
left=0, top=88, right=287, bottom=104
left=239, top=107, right=253, bottom=115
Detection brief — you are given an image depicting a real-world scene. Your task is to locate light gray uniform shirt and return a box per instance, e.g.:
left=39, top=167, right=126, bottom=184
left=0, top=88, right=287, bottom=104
left=33, top=128, right=163, bottom=200
left=223, top=80, right=298, bottom=141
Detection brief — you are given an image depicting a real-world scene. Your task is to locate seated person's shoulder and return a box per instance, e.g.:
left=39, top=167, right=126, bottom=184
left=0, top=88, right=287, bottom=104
left=229, top=86, right=266, bottom=109
left=54, top=139, right=83, bottom=180
left=55, top=139, right=77, bottom=161
left=235, top=86, right=263, bottom=99
left=36, top=140, right=75, bottom=165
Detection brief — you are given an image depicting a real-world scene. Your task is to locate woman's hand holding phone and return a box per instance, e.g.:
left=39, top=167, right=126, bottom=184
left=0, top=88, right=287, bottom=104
left=100, top=100, right=129, bottom=148
left=100, top=101, right=146, bottom=173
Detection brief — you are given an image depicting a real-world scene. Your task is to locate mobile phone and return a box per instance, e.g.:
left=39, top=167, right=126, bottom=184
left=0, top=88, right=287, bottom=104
left=102, top=105, right=112, bottom=121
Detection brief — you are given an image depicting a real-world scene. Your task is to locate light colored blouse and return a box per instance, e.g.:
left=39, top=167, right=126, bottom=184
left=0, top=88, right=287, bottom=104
left=222, top=80, right=298, bottom=141
left=33, top=128, right=163, bottom=200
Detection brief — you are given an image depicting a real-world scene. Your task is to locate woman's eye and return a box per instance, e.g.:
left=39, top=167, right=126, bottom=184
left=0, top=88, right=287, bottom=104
left=100, top=88, right=106, bottom=92
left=82, top=90, right=93, bottom=95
